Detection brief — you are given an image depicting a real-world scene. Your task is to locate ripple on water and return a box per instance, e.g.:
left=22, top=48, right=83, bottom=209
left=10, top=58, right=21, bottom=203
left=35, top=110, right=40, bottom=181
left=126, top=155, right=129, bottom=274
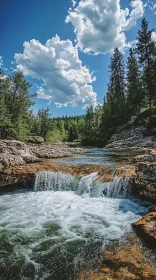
left=0, top=188, right=147, bottom=280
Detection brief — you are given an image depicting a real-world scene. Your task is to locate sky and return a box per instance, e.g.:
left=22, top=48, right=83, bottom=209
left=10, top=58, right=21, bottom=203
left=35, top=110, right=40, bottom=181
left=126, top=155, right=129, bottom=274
left=0, top=0, right=156, bottom=117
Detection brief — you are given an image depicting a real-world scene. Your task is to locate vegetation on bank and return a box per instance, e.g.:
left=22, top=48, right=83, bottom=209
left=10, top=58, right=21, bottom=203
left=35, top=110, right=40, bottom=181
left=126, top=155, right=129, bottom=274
left=0, top=19, right=156, bottom=145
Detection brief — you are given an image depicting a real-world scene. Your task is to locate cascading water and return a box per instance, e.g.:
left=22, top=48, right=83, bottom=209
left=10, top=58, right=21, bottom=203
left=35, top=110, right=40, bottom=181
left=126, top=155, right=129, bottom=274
left=34, top=170, right=132, bottom=198
left=0, top=170, right=147, bottom=280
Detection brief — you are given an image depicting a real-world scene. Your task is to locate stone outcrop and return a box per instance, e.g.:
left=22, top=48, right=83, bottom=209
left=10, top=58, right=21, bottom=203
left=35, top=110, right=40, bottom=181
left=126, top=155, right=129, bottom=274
left=134, top=161, right=156, bottom=203
left=29, top=143, right=83, bottom=159
left=0, top=172, right=35, bottom=189
left=0, top=140, right=83, bottom=172
left=106, top=126, right=156, bottom=149
left=25, top=136, right=44, bottom=143
left=132, top=212, right=156, bottom=248
left=0, top=140, right=40, bottom=170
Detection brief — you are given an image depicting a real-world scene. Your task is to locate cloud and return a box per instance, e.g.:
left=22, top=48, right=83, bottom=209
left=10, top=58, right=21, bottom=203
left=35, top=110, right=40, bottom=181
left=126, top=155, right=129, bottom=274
left=65, top=0, right=144, bottom=54
left=0, top=56, right=3, bottom=68
left=152, top=32, right=156, bottom=41
left=146, top=1, right=156, bottom=13
left=124, top=0, right=144, bottom=31
left=71, top=0, right=76, bottom=7
left=14, top=35, right=97, bottom=108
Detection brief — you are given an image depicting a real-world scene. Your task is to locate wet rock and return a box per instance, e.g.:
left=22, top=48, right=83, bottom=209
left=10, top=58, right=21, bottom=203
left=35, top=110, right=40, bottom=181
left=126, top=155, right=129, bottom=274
left=149, top=205, right=156, bottom=212
left=79, top=234, right=156, bottom=280
left=0, top=162, right=4, bottom=172
left=132, top=212, right=156, bottom=248
left=25, top=136, right=44, bottom=143
left=133, top=159, right=156, bottom=202
left=0, top=172, right=35, bottom=189
left=132, top=154, right=153, bottom=163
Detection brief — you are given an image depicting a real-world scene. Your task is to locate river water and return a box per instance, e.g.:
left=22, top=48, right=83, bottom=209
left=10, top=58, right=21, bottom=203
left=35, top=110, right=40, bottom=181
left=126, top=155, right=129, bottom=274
left=0, top=148, right=149, bottom=280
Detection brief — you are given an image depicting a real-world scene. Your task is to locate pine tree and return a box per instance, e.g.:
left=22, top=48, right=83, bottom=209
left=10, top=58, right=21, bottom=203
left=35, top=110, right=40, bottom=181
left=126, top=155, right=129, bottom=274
left=136, top=18, right=156, bottom=114
left=38, top=107, right=51, bottom=141
left=127, top=48, right=143, bottom=117
left=106, top=48, right=126, bottom=127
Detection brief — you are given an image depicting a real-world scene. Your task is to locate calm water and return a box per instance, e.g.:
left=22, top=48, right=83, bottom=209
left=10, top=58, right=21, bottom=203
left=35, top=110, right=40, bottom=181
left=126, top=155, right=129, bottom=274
left=0, top=149, right=148, bottom=280
left=53, top=148, right=143, bottom=167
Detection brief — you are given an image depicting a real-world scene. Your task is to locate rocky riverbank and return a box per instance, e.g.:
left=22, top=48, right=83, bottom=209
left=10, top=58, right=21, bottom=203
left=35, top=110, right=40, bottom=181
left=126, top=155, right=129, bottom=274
left=0, top=140, right=83, bottom=172
left=106, top=126, right=156, bottom=149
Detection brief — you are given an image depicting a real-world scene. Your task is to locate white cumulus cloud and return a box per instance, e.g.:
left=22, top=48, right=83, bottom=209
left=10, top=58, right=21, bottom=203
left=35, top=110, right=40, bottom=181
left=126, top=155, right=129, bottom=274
left=65, top=0, right=144, bottom=54
left=14, top=35, right=97, bottom=108
left=152, top=32, right=156, bottom=41
left=0, top=56, right=3, bottom=68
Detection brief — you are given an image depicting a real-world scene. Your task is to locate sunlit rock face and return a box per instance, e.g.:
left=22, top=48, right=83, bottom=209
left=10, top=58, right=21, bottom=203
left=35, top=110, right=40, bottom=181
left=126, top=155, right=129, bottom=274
left=0, top=140, right=40, bottom=170
left=0, top=140, right=83, bottom=171
left=132, top=212, right=156, bottom=248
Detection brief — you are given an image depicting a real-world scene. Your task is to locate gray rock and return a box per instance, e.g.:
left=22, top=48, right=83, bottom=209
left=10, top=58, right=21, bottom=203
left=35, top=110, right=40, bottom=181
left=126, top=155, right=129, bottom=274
left=132, top=155, right=153, bottom=163
left=29, top=144, right=83, bottom=159
left=0, top=140, right=40, bottom=168
left=105, top=126, right=156, bottom=149
left=25, top=136, right=44, bottom=144
left=134, top=161, right=156, bottom=202
left=0, top=140, right=83, bottom=169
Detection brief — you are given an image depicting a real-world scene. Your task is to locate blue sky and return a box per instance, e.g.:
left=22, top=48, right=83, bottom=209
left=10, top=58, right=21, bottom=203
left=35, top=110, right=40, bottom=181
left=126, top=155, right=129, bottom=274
left=0, top=0, right=156, bottom=117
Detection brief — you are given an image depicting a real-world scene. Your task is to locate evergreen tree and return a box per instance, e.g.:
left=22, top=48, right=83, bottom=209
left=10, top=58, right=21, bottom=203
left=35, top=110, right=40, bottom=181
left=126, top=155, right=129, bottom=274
left=136, top=18, right=156, bottom=114
left=127, top=48, right=143, bottom=117
left=106, top=48, right=126, bottom=127
left=38, top=107, right=51, bottom=141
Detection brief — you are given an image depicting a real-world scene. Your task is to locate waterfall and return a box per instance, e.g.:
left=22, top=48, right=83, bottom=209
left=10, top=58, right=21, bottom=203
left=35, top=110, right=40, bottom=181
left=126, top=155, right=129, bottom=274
left=34, top=171, right=132, bottom=198
left=34, top=171, right=78, bottom=192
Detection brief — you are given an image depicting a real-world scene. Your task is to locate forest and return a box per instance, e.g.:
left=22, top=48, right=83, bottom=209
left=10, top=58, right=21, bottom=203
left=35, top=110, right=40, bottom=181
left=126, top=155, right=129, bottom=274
left=0, top=18, right=156, bottom=146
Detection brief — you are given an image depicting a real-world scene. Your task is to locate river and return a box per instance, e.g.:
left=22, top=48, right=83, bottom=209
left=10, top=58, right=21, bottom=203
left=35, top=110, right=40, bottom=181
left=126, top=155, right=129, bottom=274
left=0, top=148, right=150, bottom=280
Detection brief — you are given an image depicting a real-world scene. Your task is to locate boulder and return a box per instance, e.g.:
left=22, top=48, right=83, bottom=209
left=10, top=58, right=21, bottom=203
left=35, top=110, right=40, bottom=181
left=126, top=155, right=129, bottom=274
left=132, top=154, right=153, bottom=163
left=25, top=136, right=44, bottom=144
left=0, top=162, right=4, bottom=172
left=0, top=140, right=40, bottom=168
left=29, top=144, right=83, bottom=159
left=132, top=212, right=156, bottom=248
left=135, top=162, right=156, bottom=202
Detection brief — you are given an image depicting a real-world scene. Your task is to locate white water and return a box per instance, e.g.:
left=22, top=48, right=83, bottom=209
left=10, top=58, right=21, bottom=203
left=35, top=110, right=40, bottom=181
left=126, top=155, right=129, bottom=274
left=0, top=171, right=147, bottom=279
left=34, top=171, right=132, bottom=197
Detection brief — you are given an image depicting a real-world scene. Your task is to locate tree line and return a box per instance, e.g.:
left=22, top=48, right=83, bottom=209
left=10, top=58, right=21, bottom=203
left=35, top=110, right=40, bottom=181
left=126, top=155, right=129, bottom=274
left=83, top=18, right=156, bottom=146
left=0, top=18, right=156, bottom=146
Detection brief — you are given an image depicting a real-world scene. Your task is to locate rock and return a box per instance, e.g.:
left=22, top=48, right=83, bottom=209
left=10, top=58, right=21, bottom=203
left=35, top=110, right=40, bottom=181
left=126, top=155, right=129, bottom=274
left=132, top=154, right=153, bottom=163
left=25, top=136, right=44, bottom=144
left=29, top=144, right=83, bottom=159
left=0, top=172, right=35, bottom=189
left=0, top=154, right=25, bottom=168
left=0, top=162, right=4, bottom=172
left=135, top=162, right=156, bottom=202
left=105, top=126, right=156, bottom=149
left=79, top=234, right=156, bottom=279
left=132, top=212, right=156, bottom=248
left=0, top=140, right=40, bottom=168
left=149, top=205, right=156, bottom=212
left=0, top=140, right=83, bottom=170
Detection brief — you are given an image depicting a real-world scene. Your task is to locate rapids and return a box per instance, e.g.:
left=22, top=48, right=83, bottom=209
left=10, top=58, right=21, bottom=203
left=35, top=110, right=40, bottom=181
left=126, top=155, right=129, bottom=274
left=0, top=170, right=147, bottom=280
